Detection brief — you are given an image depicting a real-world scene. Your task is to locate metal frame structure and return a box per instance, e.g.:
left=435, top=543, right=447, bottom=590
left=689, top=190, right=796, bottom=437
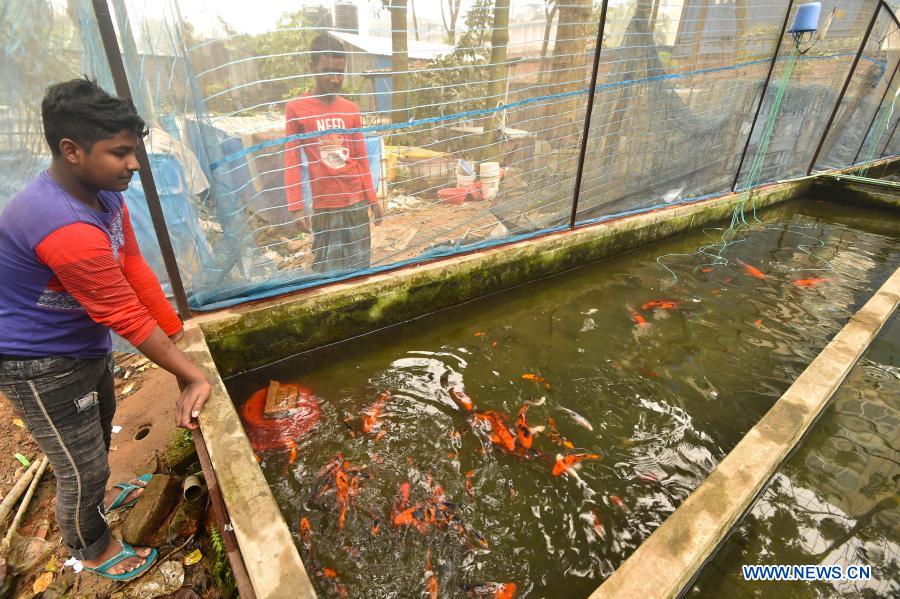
left=90, top=0, right=192, bottom=320
left=853, top=60, right=899, bottom=164
left=732, top=0, right=795, bottom=191
left=570, top=0, right=610, bottom=228
left=807, top=0, right=884, bottom=175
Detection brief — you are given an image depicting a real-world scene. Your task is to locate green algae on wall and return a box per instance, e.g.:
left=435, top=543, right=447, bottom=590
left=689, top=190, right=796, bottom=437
left=201, top=182, right=809, bottom=378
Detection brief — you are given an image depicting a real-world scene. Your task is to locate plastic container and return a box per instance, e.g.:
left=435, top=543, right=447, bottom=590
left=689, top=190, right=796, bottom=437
left=479, top=162, right=501, bottom=200
left=479, top=162, right=501, bottom=178
left=457, top=173, right=476, bottom=188
left=438, top=187, right=468, bottom=205
left=790, top=2, right=821, bottom=34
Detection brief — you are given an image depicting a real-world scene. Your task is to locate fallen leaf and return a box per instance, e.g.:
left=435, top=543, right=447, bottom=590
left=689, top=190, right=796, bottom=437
left=12, top=418, right=24, bottom=428
left=122, top=383, right=135, bottom=395
left=44, top=557, right=60, bottom=572
left=183, top=549, right=202, bottom=566
left=33, top=571, right=53, bottom=594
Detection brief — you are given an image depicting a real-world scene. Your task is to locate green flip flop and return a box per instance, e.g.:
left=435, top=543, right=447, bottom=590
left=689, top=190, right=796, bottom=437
left=85, top=541, right=157, bottom=581
left=105, top=473, right=152, bottom=512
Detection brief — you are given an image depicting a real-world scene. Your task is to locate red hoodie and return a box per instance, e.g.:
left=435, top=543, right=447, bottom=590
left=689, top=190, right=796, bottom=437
left=284, top=94, right=376, bottom=211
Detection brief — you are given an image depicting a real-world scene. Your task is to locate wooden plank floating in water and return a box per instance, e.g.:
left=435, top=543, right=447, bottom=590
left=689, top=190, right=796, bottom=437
left=591, top=267, right=900, bottom=599
left=264, top=380, right=299, bottom=420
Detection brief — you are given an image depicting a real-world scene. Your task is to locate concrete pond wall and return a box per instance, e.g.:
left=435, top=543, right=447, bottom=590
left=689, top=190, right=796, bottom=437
left=182, top=159, right=900, bottom=598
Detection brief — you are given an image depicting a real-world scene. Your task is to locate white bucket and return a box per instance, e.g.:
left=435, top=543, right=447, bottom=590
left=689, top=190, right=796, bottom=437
left=479, top=162, right=501, bottom=179
left=481, top=180, right=500, bottom=200
left=457, top=173, right=476, bottom=188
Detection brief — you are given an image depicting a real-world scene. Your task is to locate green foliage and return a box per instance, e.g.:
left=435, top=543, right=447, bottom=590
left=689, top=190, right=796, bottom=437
left=250, top=11, right=317, bottom=101
left=209, top=527, right=237, bottom=599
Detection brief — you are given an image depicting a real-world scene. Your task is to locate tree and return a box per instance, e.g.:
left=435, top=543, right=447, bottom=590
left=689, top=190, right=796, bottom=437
left=539, top=1, right=559, bottom=85
left=550, top=0, right=594, bottom=148
left=484, top=0, right=511, bottom=162
left=387, top=0, right=410, bottom=124
left=441, top=0, right=463, bottom=45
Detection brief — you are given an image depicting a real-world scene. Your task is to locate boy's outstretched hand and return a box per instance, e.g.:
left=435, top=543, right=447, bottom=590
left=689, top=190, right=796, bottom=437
left=136, top=327, right=212, bottom=430
left=177, top=378, right=212, bottom=430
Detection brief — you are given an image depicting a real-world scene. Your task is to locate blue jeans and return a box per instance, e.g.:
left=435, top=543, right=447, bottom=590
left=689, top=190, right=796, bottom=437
left=0, top=354, right=116, bottom=560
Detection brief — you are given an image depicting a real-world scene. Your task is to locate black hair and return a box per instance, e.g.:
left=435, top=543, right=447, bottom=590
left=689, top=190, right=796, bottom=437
left=41, top=77, right=146, bottom=156
left=309, top=33, right=346, bottom=66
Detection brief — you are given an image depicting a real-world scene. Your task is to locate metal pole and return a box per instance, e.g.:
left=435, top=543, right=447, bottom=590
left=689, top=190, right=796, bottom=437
left=880, top=112, right=900, bottom=156
left=570, top=0, right=610, bottom=228
left=731, top=0, right=794, bottom=191
left=806, top=0, right=883, bottom=175
left=853, top=58, right=899, bottom=164
left=90, top=0, right=192, bottom=320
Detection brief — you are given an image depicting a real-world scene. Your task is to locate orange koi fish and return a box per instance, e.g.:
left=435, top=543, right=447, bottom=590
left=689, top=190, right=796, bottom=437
left=288, top=441, right=298, bottom=465
left=641, top=299, right=678, bottom=311
left=335, top=467, right=350, bottom=529
left=449, top=385, right=475, bottom=411
left=700, top=267, right=714, bottom=273
left=321, top=567, right=338, bottom=579
left=628, top=308, right=648, bottom=327
left=737, top=260, right=766, bottom=280
left=610, top=494, right=630, bottom=513
left=591, top=510, right=606, bottom=541
left=465, top=470, right=475, bottom=497
left=362, top=391, right=390, bottom=435
left=515, top=404, right=534, bottom=450
left=474, top=330, right=485, bottom=337
left=521, top=373, right=552, bottom=390
left=552, top=453, right=602, bottom=476
left=544, top=416, right=572, bottom=448
left=425, top=551, right=438, bottom=599
left=473, top=411, right=517, bottom=453
left=467, top=582, right=517, bottom=598
left=792, top=277, right=830, bottom=288
left=299, top=517, right=313, bottom=553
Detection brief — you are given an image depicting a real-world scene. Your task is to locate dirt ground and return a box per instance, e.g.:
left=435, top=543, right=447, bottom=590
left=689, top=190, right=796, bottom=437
left=0, top=354, right=220, bottom=599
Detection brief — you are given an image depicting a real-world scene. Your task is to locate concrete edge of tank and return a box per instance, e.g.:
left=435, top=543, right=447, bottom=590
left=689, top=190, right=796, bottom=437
left=589, top=267, right=900, bottom=599
left=195, top=179, right=815, bottom=378
left=180, top=324, right=316, bottom=599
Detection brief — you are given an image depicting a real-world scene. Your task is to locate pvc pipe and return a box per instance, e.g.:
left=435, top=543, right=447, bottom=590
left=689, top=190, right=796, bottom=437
left=182, top=474, right=207, bottom=502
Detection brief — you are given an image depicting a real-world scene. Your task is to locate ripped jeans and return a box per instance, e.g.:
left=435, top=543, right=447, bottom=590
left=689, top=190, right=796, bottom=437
left=0, top=354, right=116, bottom=561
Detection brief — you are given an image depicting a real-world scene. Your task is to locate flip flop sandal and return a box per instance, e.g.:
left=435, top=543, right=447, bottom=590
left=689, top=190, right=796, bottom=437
left=105, top=473, right=152, bottom=512
left=85, top=541, right=157, bottom=581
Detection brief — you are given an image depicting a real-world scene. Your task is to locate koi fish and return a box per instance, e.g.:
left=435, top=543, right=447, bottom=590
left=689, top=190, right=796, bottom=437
left=299, top=517, right=313, bottom=553
left=792, top=277, right=830, bottom=288
left=321, top=567, right=338, bottom=579
left=557, top=406, right=593, bottom=432
left=591, top=510, right=606, bottom=541
left=473, top=411, right=517, bottom=453
left=544, top=416, right=573, bottom=448
left=700, top=267, right=714, bottom=273
left=425, top=551, right=438, bottom=599
left=754, top=319, right=762, bottom=326
left=449, top=385, right=475, bottom=411
left=610, top=494, right=630, bottom=513
left=628, top=308, right=648, bottom=327
left=526, top=396, right=547, bottom=407
left=362, top=391, right=390, bottom=435
left=467, top=582, right=517, bottom=598
left=552, top=453, right=602, bottom=476
left=288, top=442, right=298, bottom=465
left=474, top=330, right=485, bottom=337
left=465, top=470, right=475, bottom=497
left=371, top=517, right=381, bottom=537
left=639, top=367, right=660, bottom=379
left=638, top=472, right=659, bottom=484
left=641, top=299, right=678, bottom=311
left=521, top=373, right=552, bottom=390
left=515, top=405, right=534, bottom=450
left=737, top=260, right=766, bottom=280
left=335, top=467, right=350, bottom=529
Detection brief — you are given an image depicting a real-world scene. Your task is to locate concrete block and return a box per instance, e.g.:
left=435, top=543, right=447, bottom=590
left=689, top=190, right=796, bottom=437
left=122, top=475, right=181, bottom=546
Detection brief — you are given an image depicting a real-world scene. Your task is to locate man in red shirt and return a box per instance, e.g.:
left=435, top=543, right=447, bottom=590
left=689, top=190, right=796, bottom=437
left=284, top=34, right=383, bottom=273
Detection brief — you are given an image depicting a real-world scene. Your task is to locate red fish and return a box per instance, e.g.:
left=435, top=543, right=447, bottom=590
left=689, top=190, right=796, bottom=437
left=321, top=567, right=338, bottom=579
left=515, top=404, right=534, bottom=450
left=639, top=367, right=660, bottom=379
left=792, top=277, right=830, bottom=288
left=467, top=582, right=517, bottom=598
left=591, top=510, right=606, bottom=541
left=299, top=517, right=313, bottom=553
left=638, top=472, right=659, bottom=483
left=737, top=260, right=766, bottom=280
left=449, top=385, right=475, bottom=411
left=628, top=308, right=648, bottom=327
left=700, top=267, right=714, bottom=273
left=465, top=470, right=475, bottom=497
left=473, top=411, right=517, bottom=453
left=641, top=299, right=678, bottom=311
left=425, top=551, right=438, bottom=599
left=610, top=494, right=630, bottom=513
left=754, top=319, right=762, bottom=326
left=552, top=453, right=602, bottom=476
left=521, top=373, right=552, bottom=390
left=362, top=391, right=390, bottom=435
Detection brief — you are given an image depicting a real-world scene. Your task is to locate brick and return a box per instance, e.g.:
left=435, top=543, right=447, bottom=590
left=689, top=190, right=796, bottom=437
left=121, top=475, right=181, bottom=546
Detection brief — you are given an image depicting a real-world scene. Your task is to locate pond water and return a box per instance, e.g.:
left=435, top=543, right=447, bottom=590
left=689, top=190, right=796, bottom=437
left=226, top=199, right=900, bottom=598
left=689, top=315, right=899, bottom=598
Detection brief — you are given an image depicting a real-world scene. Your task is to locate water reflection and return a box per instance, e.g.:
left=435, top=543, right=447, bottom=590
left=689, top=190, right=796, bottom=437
left=227, top=200, right=900, bottom=598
